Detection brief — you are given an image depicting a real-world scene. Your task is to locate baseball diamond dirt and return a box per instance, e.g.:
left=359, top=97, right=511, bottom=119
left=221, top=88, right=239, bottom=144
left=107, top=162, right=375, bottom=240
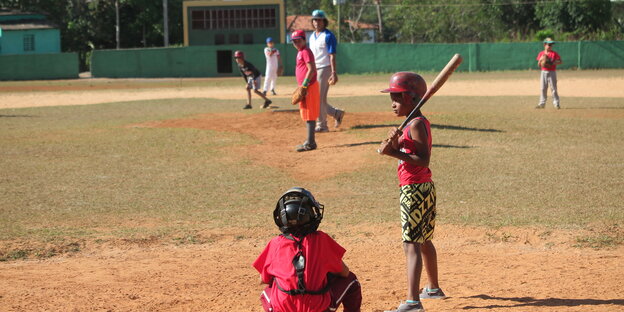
left=0, top=72, right=623, bottom=311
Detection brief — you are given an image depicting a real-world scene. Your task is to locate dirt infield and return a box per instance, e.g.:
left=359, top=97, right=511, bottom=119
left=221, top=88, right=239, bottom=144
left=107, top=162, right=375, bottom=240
left=1, top=225, right=622, bottom=311
left=1, top=75, right=623, bottom=311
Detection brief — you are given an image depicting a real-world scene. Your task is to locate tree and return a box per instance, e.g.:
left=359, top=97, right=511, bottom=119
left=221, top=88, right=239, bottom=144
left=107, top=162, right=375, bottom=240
left=535, top=0, right=613, bottom=39
left=386, top=0, right=504, bottom=43
left=491, top=0, right=539, bottom=40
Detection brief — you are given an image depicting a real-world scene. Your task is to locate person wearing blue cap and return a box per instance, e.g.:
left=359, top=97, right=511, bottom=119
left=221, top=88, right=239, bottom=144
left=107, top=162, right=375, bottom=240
left=536, top=37, right=562, bottom=109
left=263, top=37, right=282, bottom=96
left=309, top=9, right=345, bottom=132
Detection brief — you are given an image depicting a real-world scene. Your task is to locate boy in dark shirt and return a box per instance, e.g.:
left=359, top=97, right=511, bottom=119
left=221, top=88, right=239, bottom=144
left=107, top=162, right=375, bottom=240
left=234, top=50, right=272, bottom=109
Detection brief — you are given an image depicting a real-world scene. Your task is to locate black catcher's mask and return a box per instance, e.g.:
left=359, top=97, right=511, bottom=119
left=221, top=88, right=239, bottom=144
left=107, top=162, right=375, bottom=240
left=273, top=187, right=324, bottom=238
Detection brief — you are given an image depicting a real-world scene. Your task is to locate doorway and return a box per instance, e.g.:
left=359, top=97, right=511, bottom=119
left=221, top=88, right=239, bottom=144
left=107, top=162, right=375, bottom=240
left=216, top=50, right=233, bottom=74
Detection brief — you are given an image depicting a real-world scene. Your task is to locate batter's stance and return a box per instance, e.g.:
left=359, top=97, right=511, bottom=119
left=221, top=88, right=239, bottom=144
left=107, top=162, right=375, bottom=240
left=378, top=72, right=446, bottom=312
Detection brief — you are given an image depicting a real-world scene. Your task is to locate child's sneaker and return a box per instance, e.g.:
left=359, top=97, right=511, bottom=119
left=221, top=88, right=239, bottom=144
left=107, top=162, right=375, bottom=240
left=262, top=100, right=272, bottom=109
left=271, top=89, right=277, bottom=95
left=243, top=104, right=252, bottom=109
left=334, top=109, right=345, bottom=128
left=314, top=126, right=329, bottom=133
left=419, top=287, right=446, bottom=299
left=296, top=142, right=317, bottom=152
left=384, top=301, right=425, bottom=312
left=535, top=104, right=545, bottom=109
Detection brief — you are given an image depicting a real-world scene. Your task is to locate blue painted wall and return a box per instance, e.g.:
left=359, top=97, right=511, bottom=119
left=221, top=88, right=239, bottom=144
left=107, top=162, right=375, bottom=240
left=0, top=28, right=61, bottom=55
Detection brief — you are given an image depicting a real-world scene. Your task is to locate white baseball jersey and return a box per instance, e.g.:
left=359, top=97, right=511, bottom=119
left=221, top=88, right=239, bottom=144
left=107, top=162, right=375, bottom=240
left=264, top=47, right=280, bottom=69
left=308, top=29, right=337, bottom=68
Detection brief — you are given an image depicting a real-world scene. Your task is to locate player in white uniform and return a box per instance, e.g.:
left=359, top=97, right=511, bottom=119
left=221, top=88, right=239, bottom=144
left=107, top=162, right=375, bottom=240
left=263, top=37, right=281, bottom=96
left=308, top=9, right=345, bottom=133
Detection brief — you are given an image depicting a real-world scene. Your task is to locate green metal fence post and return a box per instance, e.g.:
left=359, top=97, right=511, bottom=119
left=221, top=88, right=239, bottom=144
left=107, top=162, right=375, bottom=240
left=468, top=43, right=478, bottom=72
left=577, top=40, right=582, bottom=70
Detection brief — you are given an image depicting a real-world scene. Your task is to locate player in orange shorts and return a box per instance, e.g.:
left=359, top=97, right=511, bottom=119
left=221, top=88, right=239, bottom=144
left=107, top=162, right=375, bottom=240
left=291, top=30, right=320, bottom=152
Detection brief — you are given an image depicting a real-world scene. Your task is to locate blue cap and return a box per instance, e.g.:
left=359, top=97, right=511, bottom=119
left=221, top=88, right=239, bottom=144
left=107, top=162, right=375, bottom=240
left=266, top=37, right=273, bottom=43
left=312, top=9, right=326, bottom=19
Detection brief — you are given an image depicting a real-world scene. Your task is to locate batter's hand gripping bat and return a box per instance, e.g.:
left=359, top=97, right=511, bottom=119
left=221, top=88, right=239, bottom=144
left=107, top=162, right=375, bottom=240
left=377, top=53, right=463, bottom=154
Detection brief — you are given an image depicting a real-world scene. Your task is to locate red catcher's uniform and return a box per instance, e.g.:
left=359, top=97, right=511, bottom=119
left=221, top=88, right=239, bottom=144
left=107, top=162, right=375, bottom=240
left=398, top=116, right=433, bottom=186
left=253, top=231, right=345, bottom=312
left=536, top=50, right=561, bottom=71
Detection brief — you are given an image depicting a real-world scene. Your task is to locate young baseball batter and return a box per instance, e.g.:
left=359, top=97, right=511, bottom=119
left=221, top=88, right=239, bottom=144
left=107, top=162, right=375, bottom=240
left=536, top=37, right=562, bottom=109
left=378, top=72, right=446, bottom=312
left=253, top=187, right=362, bottom=312
left=263, top=37, right=281, bottom=96
left=233, top=50, right=272, bottom=110
left=291, top=30, right=320, bottom=152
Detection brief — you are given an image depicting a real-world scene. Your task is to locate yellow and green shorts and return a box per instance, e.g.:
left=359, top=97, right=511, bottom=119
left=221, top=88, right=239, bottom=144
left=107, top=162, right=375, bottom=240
left=399, top=182, right=436, bottom=243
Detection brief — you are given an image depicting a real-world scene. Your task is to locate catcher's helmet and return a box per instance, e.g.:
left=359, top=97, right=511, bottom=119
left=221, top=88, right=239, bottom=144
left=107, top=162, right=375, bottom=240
left=274, top=187, right=324, bottom=238
left=381, top=72, right=427, bottom=103
left=234, top=50, right=244, bottom=58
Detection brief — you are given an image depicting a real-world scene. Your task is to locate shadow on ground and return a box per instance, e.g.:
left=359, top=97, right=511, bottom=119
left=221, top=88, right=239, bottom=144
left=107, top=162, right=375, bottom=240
left=329, top=141, right=472, bottom=149
left=461, top=294, right=624, bottom=309
left=351, top=123, right=503, bottom=133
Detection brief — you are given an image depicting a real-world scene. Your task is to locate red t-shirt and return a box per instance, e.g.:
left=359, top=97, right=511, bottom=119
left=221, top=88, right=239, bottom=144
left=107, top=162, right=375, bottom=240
left=253, top=231, right=345, bottom=312
left=536, top=50, right=561, bottom=71
left=398, top=116, right=433, bottom=186
left=295, top=47, right=318, bottom=86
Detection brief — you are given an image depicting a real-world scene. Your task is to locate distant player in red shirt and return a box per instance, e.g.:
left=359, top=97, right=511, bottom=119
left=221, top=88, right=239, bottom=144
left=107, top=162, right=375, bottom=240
left=535, top=37, right=562, bottom=109
left=291, top=30, right=320, bottom=152
left=378, top=72, right=446, bottom=312
left=253, top=187, right=361, bottom=312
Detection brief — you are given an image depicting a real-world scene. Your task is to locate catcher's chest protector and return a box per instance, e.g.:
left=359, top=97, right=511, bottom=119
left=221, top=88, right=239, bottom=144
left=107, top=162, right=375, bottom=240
left=275, top=234, right=330, bottom=296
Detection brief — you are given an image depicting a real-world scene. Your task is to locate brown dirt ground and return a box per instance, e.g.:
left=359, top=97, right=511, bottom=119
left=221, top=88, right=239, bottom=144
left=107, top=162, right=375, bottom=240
left=1, top=77, right=623, bottom=311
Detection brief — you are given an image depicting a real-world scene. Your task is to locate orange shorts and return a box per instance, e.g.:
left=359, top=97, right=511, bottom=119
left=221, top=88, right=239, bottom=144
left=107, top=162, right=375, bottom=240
left=299, top=82, right=320, bottom=121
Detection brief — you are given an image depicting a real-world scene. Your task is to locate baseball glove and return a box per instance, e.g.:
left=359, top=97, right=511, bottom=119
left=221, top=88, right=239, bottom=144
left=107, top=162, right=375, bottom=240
left=277, top=65, right=284, bottom=76
left=291, top=86, right=307, bottom=105
left=539, top=54, right=552, bottom=67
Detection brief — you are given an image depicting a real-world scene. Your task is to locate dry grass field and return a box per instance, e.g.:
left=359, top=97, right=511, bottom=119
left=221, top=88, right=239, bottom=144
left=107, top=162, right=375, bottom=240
left=1, top=70, right=623, bottom=311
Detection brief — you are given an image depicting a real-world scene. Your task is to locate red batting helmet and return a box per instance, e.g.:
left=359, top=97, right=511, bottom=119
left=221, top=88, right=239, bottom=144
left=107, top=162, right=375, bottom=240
left=234, top=50, right=244, bottom=58
left=381, top=72, right=427, bottom=103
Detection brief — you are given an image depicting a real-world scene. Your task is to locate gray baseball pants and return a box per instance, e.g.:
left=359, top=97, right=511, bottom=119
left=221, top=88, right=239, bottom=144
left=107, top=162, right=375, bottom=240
left=539, top=70, right=560, bottom=107
left=316, top=66, right=338, bottom=129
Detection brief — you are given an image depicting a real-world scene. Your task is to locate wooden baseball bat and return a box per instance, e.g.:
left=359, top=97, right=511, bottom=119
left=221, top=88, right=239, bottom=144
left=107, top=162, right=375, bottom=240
left=377, top=53, right=462, bottom=154
left=398, top=53, right=463, bottom=131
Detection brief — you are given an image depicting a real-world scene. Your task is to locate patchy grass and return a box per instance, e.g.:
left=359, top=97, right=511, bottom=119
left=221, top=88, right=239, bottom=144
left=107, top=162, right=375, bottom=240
left=574, top=225, right=624, bottom=249
left=1, top=71, right=623, bottom=260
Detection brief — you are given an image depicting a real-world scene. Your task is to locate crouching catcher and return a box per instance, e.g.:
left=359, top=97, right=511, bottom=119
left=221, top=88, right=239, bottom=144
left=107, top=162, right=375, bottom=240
left=253, top=188, right=362, bottom=312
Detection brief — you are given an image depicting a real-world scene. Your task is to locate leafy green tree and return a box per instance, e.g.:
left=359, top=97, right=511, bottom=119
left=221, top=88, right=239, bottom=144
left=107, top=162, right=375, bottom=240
left=386, top=0, right=504, bottom=43
left=535, top=0, right=613, bottom=39
left=285, top=0, right=318, bottom=16
left=491, top=0, right=539, bottom=40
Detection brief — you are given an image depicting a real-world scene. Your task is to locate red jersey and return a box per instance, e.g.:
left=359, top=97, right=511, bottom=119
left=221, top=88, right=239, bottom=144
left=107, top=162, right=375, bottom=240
left=295, top=47, right=318, bottom=86
left=536, top=50, right=561, bottom=71
left=253, top=231, right=345, bottom=312
left=398, top=116, right=433, bottom=186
